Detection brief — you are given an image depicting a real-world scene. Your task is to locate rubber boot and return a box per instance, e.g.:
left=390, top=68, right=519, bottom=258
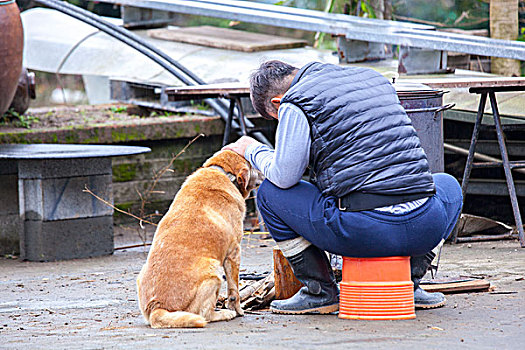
left=411, top=252, right=446, bottom=309
left=270, top=245, right=339, bottom=314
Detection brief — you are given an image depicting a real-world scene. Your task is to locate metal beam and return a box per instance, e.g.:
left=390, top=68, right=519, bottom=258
left=446, top=140, right=525, bottom=158
left=190, top=0, right=434, bottom=30
left=466, top=179, right=525, bottom=197
left=92, top=0, right=525, bottom=60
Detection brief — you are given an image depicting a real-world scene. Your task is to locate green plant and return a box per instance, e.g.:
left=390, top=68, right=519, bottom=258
left=518, top=28, right=525, bottom=42
left=392, top=0, right=489, bottom=30
left=518, top=28, right=525, bottom=77
left=1, top=109, right=40, bottom=129
left=358, top=0, right=376, bottom=18
left=190, top=100, right=211, bottom=111
left=110, top=105, right=128, bottom=113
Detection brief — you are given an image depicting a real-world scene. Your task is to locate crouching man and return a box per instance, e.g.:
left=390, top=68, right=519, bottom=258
left=224, top=61, right=463, bottom=314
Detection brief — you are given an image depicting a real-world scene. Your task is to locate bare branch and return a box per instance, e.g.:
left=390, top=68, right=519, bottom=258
left=83, top=134, right=205, bottom=238
left=82, top=185, right=158, bottom=227
left=114, top=242, right=152, bottom=250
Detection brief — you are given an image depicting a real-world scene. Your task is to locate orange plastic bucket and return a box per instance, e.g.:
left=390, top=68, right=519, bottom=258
left=338, top=256, right=415, bottom=320
left=342, top=256, right=411, bottom=282
left=340, top=292, right=414, bottom=299
left=339, top=307, right=415, bottom=315
left=339, top=299, right=414, bottom=307
left=341, top=289, right=413, bottom=294
left=339, top=302, right=414, bottom=310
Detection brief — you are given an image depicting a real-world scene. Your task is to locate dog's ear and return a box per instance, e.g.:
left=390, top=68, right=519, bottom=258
left=236, top=166, right=250, bottom=194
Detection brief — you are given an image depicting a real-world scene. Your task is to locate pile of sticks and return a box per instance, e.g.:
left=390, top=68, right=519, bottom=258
left=217, top=272, right=275, bottom=311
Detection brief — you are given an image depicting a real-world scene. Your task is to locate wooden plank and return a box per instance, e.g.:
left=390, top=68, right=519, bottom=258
left=165, top=77, right=525, bottom=96
left=163, top=77, right=525, bottom=104
left=148, top=26, right=307, bottom=52
left=165, top=82, right=249, bottom=96
left=420, top=279, right=491, bottom=294
left=404, top=77, right=525, bottom=89
left=273, top=247, right=303, bottom=300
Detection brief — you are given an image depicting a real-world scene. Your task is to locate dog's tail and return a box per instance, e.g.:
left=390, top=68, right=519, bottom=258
left=149, top=308, right=207, bottom=328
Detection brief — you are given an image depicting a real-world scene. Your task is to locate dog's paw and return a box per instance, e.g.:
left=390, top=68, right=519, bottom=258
left=210, top=309, right=237, bottom=322
left=223, top=309, right=237, bottom=321
left=226, top=299, right=236, bottom=311
left=236, top=307, right=245, bottom=317
left=226, top=295, right=243, bottom=316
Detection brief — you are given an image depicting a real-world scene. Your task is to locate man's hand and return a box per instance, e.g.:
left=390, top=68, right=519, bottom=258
left=222, top=136, right=258, bottom=157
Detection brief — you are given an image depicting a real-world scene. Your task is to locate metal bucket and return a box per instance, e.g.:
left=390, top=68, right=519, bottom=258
left=0, top=0, right=24, bottom=116
left=395, top=82, right=454, bottom=173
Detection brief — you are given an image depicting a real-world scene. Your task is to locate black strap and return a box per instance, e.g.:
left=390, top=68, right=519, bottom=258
left=339, top=191, right=434, bottom=212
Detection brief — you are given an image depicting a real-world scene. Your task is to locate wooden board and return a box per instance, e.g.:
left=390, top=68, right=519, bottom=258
left=456, top=213, right=513, bottom=237
left=148, top=26, right=307, bottom=52
left=420, top=279, right=491, bottom=294
left=166, top=82, right=249, bottom=96
left=164, top=77, right=525, bottom=96
left=404, top=76, right=525, bottom=89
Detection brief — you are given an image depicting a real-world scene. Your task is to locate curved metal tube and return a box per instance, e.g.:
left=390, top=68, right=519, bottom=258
left=33, top=0, right=271, bottom=145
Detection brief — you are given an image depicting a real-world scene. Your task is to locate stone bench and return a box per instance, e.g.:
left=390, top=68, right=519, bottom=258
left=0, top=144, right=150, bottom=261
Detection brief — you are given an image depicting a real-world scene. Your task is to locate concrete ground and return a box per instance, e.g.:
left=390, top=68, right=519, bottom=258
left=0, top=225, right=524, bottom=350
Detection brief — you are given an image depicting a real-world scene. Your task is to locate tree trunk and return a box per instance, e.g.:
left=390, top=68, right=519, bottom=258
left=369, top=0, right=385, bottom=20
left=490, top=0, right=520, bottom=76
left=383, top=0, right=392, bottom=20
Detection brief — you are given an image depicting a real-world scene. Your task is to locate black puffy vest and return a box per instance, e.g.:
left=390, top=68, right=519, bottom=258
left=281, top=62, right=435, bottom=208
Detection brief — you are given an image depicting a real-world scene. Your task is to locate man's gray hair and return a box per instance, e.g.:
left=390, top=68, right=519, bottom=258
left=249, top=60, right=298, bottom=119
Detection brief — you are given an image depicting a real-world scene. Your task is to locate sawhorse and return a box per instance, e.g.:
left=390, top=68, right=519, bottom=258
left=451, top=84, right=525, bottom=247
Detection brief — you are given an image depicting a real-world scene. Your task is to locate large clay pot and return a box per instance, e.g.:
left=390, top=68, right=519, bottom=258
left=0, top=0, right=24, bottom=116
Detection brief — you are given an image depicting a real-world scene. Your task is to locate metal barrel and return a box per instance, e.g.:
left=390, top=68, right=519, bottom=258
left=395, top=83, right=454, bottom=173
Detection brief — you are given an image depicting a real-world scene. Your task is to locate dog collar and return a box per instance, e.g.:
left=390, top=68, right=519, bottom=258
left=207, top=165, right=242, bottom=193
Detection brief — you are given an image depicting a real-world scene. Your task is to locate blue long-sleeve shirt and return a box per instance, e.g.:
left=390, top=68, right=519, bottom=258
left=244, top=103, right=310, bottom=189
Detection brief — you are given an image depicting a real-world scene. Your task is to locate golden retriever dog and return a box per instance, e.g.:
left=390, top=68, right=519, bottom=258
left=137, top=150, right=264, bottom=328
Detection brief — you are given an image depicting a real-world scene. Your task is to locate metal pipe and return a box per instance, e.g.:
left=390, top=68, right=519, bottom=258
left=460, top=93, right=487, bottom=200
left=450, top=92, right=488, bottom=243
left=35, top=0, right=200, bottom=85
left=33, top=0, right=271, bottom=145
left=456, top=232, right=518, bottom=243
left=444, top=142, right=525, bottom=175
left=488, top=91, right=525, bottom=247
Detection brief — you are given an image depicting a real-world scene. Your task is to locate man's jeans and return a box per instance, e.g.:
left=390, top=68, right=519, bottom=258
left=257, top=173, right=463, bottom=257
